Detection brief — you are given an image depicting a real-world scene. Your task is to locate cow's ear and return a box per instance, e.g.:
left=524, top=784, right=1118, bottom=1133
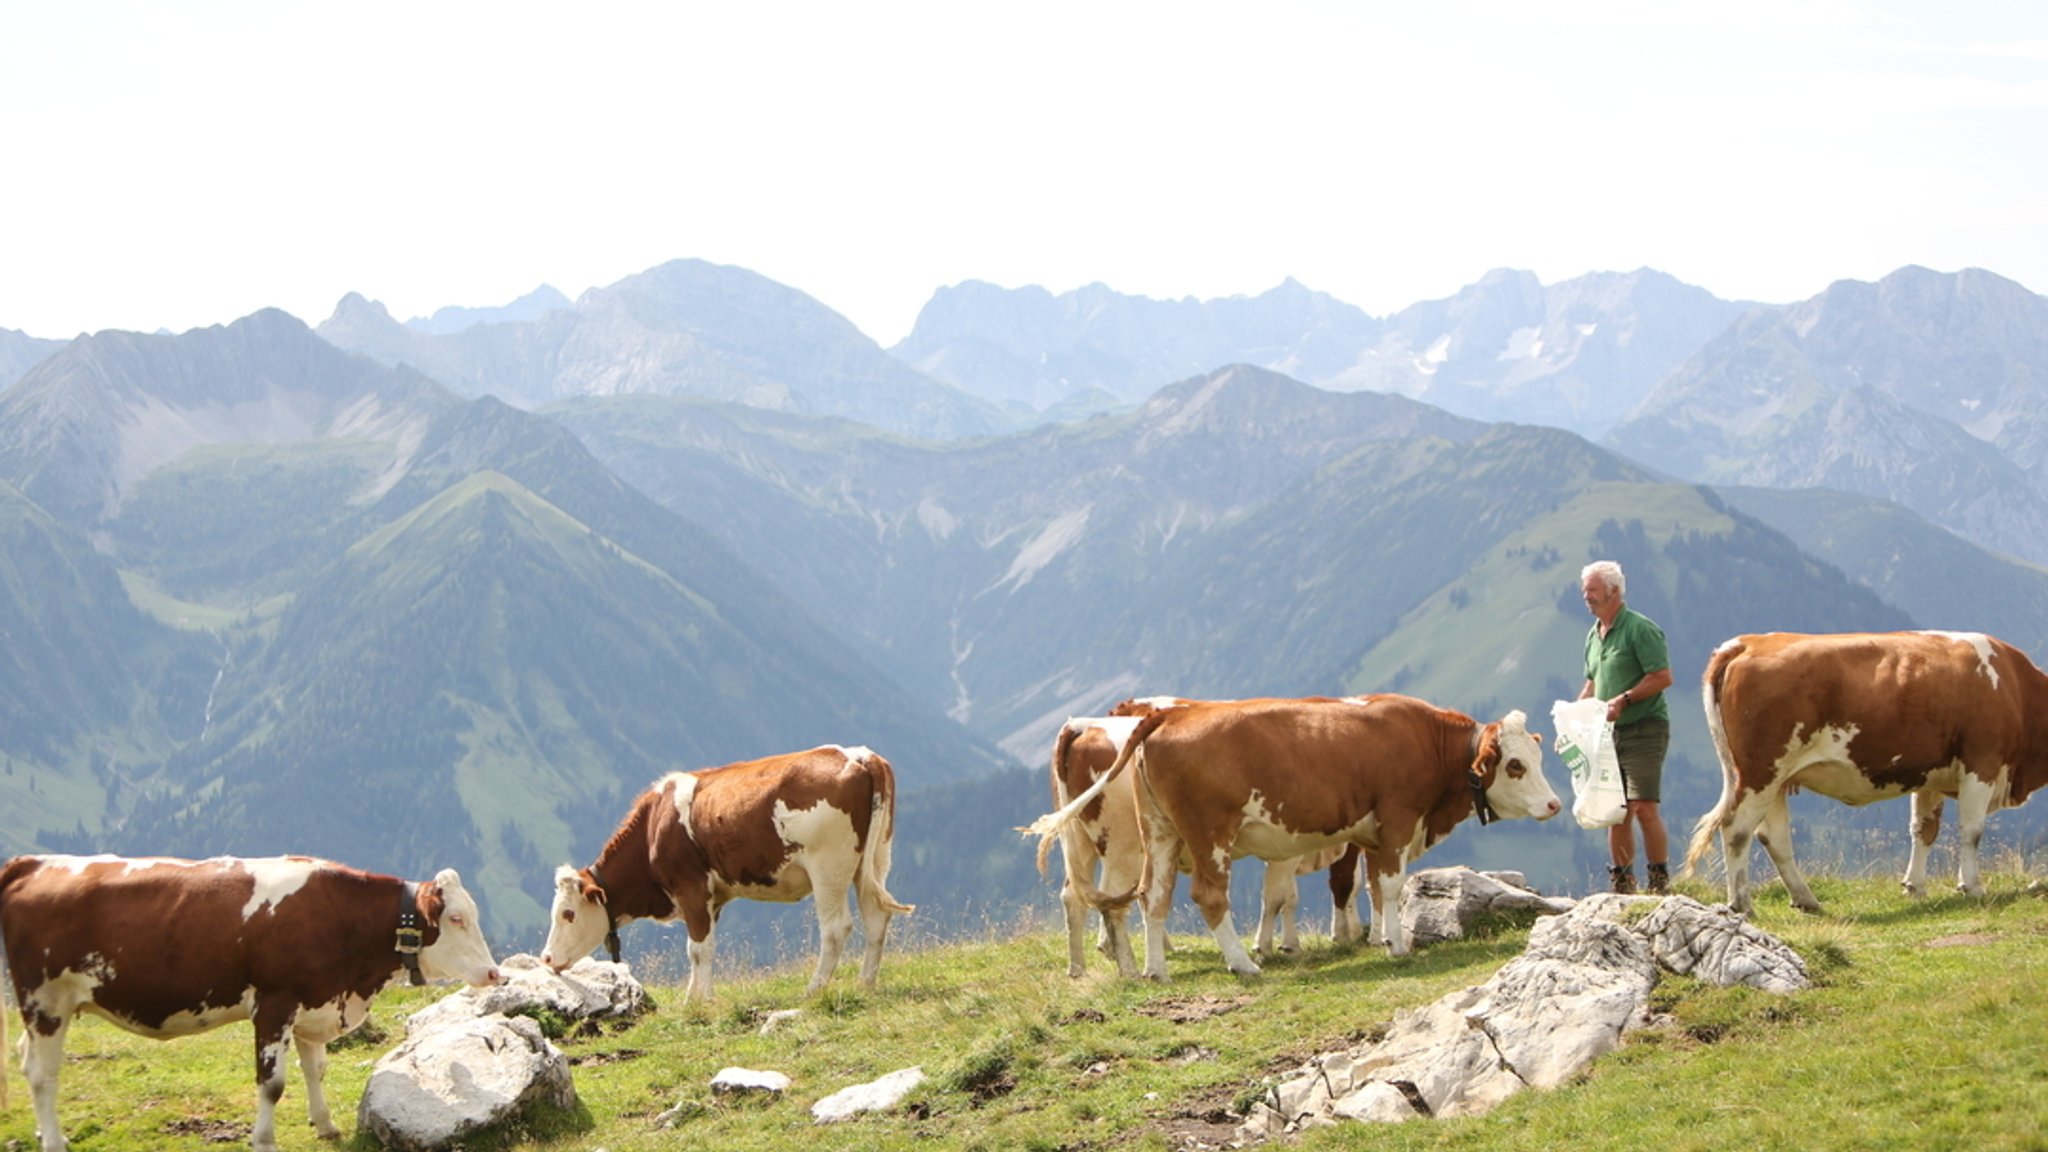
left=582, top=875, right=608, bottom=906
left=418, top=881, right=447, bottom=928
left=1475, top=723, right=1503, bottom=773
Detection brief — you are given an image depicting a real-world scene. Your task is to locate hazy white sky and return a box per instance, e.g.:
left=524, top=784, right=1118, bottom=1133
left=4, top=2, right=2044, bottom=346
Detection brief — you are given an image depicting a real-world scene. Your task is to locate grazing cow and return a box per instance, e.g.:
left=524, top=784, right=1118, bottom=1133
left=1028, top=694, right=1560, bottom=977
left=1684, top=631, right=2048, bottom=914
left=0, top=854, right=500, bottom=1152
left=540, top=744, right=913, bottom=1003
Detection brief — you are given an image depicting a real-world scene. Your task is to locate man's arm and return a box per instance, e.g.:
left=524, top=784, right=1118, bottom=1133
left=1627, top=667, right=1676, bottom=701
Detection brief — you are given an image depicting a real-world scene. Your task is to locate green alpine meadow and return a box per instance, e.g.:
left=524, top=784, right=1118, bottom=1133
left=4, top=873, right=2044, bottom=1150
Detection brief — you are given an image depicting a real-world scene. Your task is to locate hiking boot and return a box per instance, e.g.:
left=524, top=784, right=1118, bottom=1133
left=1609, top=866, right=1637, bottom=895
left=1646, top=864, right=1670, bottom=895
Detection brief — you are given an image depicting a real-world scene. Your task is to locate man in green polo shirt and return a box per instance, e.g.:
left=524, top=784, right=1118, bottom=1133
left=1578, top=560, right=1676, bottom=894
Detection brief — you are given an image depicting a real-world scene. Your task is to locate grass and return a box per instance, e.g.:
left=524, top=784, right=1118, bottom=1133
left=5, top=871, right=2048, bottom=1151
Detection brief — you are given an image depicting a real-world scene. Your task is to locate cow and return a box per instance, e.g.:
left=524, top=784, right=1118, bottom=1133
left=1684, top=630, right=2048, bottom=914
left=540, top=744, right=913, bottom=1003
left=1027, top=694, right=1561, bottom=978
left=1046, top=699, right=1367, bottom=977
left=1045, top=713, right=1149, bottom=977
left=0, top=854, right=500, bottom=1152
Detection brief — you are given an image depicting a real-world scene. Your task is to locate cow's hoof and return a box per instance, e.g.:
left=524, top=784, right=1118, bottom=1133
left=1900, top=883, right=1923, bottom=898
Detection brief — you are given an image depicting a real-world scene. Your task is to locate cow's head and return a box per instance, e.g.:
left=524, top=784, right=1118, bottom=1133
left=1474, top=710, right=1563, bottom=821
left=539, top=864, right=612, bottom=973
left=415, top=868, right=502, bottom=987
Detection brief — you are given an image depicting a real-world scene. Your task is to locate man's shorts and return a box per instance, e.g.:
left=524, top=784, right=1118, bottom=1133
left=1613, top=716, right=1670, bottom=804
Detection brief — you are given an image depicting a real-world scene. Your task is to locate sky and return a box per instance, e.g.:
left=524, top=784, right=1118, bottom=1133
left=4, top=2, right=2045, bottom=347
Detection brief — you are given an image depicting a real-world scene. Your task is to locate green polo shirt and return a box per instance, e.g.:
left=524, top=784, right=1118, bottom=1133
left=1584, top=606, right=1671, bottom=726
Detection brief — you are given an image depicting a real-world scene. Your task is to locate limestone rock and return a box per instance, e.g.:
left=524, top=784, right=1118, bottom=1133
left=812, top=1067, right=925, bottom=1123
left=712, top=1067, right=792, bottom=1095
left=406, top=953, right=645, bottom=1036
left=1400, top=866, right=1576, bottom=949
left=1243, top=892, right=1806, bottom=1141
left=1634, top=895, right=1811, bottom=992
left=357, top=1013, right=576, bottom=1151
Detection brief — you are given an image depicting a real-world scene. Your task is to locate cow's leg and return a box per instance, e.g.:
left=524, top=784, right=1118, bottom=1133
left=292, top=1034, right=340, bottom=1140
left=1719, top=820, right=1754, bottom=913
left=1352, top=850, right=1394, bottom=948
left=853, top=863, right=899, bottom=991
left=1755, top=796, right=1821, bottom=913
left=21, top=1011, right=71, bottom=1152
left=1137, top=818, right=1182, bottom=981
left=680, top=896, right=719, bottom=1004
left=1171, top=828, right=1245, bottom=971
left=1371, top=852, right=1409, bottom=957
left=1060, top=835, right=1112, bottom=978
left=1190, top=850, right=1258, bottom=976
left=1954, top=771, right=1997, bottom=896
left=1903, top=790, right=1943, bottom=897
left=1096, top=845, right=1143, bottom=976
left=250, top=999, right=300, bottom=1152
left=1060, top=873, right=1092, bottom=978
left=1279, top=872, right=1302, bottom=953
left=1329, top=847, right=1362, bottom=944
left=1255, top=859, right=1298, bottom=957
left=1100, top=906, right=1138, bottom=976
left=1714, top=787, right=1773, bottom=914
left=686, top=928, right=719, bottom=1002
left=803, top=860, right=859, bottom=995
left=1091, top=877, right=1140, bottom=977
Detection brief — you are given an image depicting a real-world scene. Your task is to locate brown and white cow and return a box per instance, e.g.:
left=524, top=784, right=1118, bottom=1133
left=1047, top=699, right=1367, bottom=977
left=1028, top=694, right=1561, bottom=978
left=0, top=854, right=500, bottom=1152
left=540, top=744, right=913, bottom=1003
left=1045, top=713, right=1150, bottom=977
left=1684, top=631, right=2048, bottom=914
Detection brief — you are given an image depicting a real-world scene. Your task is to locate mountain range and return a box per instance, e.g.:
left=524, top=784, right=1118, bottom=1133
left=3, top=258, right=2046, bottom=946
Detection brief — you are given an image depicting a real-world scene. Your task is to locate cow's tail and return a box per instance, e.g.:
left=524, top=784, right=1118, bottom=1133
left=1683, top=638, right=1746, bottom=878
left=1043, top=721, right=1140, bottom=914
left=860, top=752, right=915, bottom=916
left=1041, top=722, right=1088, bottom=881
left=1022, top=709, right=1167, bottom=874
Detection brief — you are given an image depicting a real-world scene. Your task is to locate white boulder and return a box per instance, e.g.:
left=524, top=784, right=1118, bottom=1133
left=357, top=1012, right=575, bottom=1150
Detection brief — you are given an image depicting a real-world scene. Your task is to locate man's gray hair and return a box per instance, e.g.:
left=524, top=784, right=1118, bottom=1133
left=1581, top=560, right=1625, bottom=596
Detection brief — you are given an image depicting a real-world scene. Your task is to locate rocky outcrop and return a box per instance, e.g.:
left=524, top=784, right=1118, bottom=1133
left=1240, top=894, right=1807, bottom=1140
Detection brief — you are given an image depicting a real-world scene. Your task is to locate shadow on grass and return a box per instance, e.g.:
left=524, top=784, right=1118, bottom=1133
left=1810, top=883, right=2042, bottom=926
